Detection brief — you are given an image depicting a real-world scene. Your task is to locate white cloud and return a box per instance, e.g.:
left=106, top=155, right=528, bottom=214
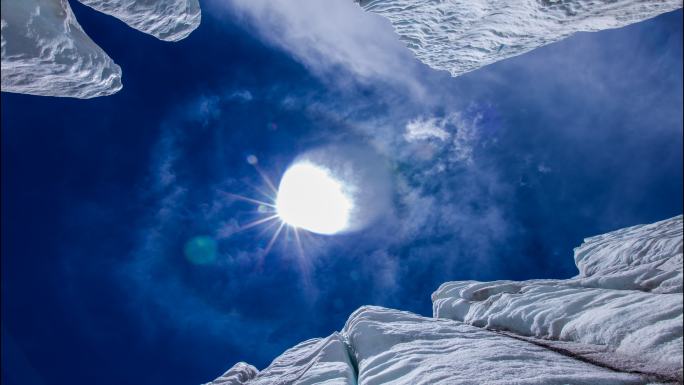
left=404, top=117, right=451, bottom=142
left=209, top=0, right=427, bottom=94
left=404, top=112, right=481, bottom=165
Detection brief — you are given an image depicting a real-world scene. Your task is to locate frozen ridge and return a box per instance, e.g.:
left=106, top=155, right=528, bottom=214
left=1, top=0, right=200, bottom=98
left=77, top=0, right=200, bottom=42
left=207, top=215, right=683, bottom=385
left=354, top=0, right=683, bottom=77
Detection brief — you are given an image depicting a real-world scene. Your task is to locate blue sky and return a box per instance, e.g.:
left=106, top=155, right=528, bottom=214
left=1, top=1, right=682, bottom=384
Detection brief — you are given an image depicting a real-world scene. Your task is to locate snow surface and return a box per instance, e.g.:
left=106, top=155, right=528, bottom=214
left=238, top=333, right=356, bottom=385
left=574, top=215, right=683, bottom=293
left=208, top=215, right=683, bottom=384
left=207, top=362, right=257, bottom=385
left=1, top=0, right=122, bottom=98
left=355, top=0, right=683, bottom=77
left=1, top=0, right=200, bottom=98
left=342, top=306, right=647, bottom=385
left=433, top=215, right=684, bottom=381
left=76, top=0, right=200, bottom=42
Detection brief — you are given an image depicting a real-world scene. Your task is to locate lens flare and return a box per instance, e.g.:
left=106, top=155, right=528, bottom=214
left=275, top=162, right=353, bottom=235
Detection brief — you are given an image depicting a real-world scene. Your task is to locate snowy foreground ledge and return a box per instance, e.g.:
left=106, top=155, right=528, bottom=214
left=207, top=215, right=683, bottom=385
left=354, top=0, right=683, bottom=77
left=0, top=0, right=200, bottom=98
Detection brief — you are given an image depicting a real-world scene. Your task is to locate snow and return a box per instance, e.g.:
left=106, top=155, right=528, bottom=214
left=205, top=362, right=257, bottom=385
left=1, top=0, right=200, bottom=98
left=242, top=333, right=356, bottom=385
left=76, top=0, right=200, bottom=42
left=432, top=280, right=683, bottom=380
left=1, top=0, right=122, bottom=98
left=433, top=215, right=683, bottom=381
left=354, top=0, right=683, bottom=77
left=208, top=215, right=682, bottom=384
left=574, top=215, right=683, bottom=293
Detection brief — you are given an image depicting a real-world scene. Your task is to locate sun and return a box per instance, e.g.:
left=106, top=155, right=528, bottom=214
left=275, top=162, right=353, bottom=235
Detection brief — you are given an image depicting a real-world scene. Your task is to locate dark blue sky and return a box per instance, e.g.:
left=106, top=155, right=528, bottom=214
left=2, top=1, right=682, bottom=384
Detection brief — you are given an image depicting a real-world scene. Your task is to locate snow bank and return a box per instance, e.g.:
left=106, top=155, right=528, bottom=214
left=1, top=0, right=122, bottom=98
left=208, top=216, right=682, bottom=384
left=433, top=215, right=684, bottom=381
left=341, top=306, right=644, bottom=384
left=205, top=362, right=257, bottom=385
left=76, top=0, right=200, bottom=42
left=432, top=280, right=683, bottom=379
left=243, top=333, right=356, bottom=385
left=355, top=0, right=683, bottom=77
left=574, top=215, right=682, bottom=293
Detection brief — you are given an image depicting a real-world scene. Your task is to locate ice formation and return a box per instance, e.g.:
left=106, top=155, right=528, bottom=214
left=0, top=0, right=122, bottom=98
left=76, top=0, right=200, bottom=42
left=354, top=0, right=683, bottom=77
left=207, top=215, right=683, bottom=384
left=1, top=0, right=200, bottom=98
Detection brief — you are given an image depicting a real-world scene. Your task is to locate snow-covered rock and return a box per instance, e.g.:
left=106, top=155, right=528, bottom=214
left=1, top=0, right=122, bottom=98
left=355, top=0, right=683, bottom=77
left=206, top=362, right=257, bottom=385
left=1, top=0, right=200, bottom=98
left=574, top=215, right=683, bottom=293
left=76, top=0, right=200, bottom=42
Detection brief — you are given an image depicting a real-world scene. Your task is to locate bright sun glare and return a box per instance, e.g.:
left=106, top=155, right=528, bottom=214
left=276, top=162, right=353, bottom=235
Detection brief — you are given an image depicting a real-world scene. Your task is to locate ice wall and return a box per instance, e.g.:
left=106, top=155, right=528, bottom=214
left=354, top=0, right=683, bottom=77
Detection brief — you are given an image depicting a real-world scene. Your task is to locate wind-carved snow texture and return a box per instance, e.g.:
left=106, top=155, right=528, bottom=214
left=208, top=215, right=682, bottom=385
left=355, top=0, right=683, bottom=77
left=1, top=0, right=200, bottom=98
left=208, top=362, right=258, bottom=385
left=77, top=0, right=200, bottom=42
left=0, top=0, right=122, bottom=98
left=433, top=215, right=683, bottom=382
left=574, top=215, right=683, bottom=293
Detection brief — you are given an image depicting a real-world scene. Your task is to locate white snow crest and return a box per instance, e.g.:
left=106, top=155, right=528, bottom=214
left=355, top=0, right=683, bottom=77
left=0, top=0, right=122, bottom=98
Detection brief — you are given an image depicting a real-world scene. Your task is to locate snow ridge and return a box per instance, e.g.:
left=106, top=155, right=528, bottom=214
left=1, top=0, right=200, bottom=98
left=354, top=0, right=683, bottom=77
left=207, top=215, right=682, bottom=384
left=0, top=0, right=122, bottom=98
left=77, top=0, right=200, bottom=42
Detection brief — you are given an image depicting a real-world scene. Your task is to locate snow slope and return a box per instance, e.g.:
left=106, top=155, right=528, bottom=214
left=76, top=0, right=200, bottom=42
left=574, top=215, right=682, bottom=293
left=208, top=216, right=682, bottom=384
left=433, top=215, right=683, bottom=381
left=0, top=0, right=122, bottom=98
left=355, top=0, right=683, bottom=77
left=208, top=362, right=257, bottom=385
left=1, top=0, right=200, bottom=98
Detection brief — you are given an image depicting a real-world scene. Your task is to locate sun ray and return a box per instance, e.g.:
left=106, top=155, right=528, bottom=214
left=239, top=214, right=279, bottom=231
left=263, top=221, right=286, bottom=257
left=222, top=191, right=276, bottom=208
left=253, top=163, right=278, bottom=195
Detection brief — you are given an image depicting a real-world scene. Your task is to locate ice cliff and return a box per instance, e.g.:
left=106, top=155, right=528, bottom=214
left=207, top=215, right=683, bottom=384
left=354, top=0, right=683, bottom=77
left=0, top=0, right=200, bottom=98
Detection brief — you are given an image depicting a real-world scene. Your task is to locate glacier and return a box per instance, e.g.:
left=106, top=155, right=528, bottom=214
left=207, top=215, right=683, bottom=384
left=354, top=0, right=683, bottom=77
left=1, top=0, right=200, bottom=98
